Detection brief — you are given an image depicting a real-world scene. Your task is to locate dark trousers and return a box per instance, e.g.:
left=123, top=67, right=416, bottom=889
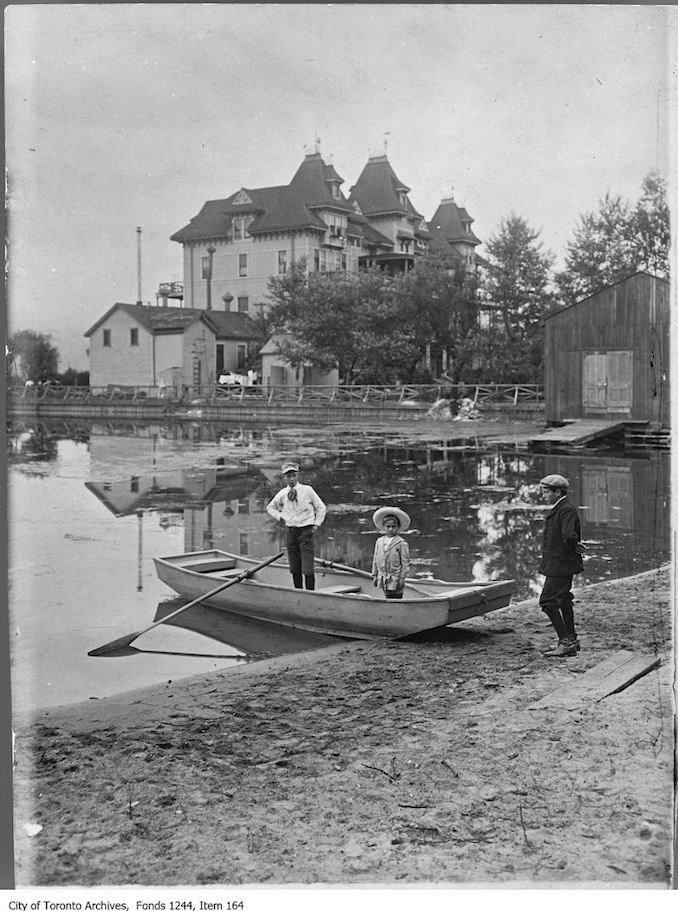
left=286, top=525, right=316, bottom=588
left=385, top=589, right=404, bottom=600
left=539, top=575, right=576, bottom=639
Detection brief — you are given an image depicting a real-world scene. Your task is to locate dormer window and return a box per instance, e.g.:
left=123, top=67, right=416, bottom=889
left=232, top=216, right=252, bottom=240
left=331, top=184, right=340, bottom=199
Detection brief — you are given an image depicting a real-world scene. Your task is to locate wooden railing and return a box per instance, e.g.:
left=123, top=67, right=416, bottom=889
left=8, top=383, right=544, bottom=408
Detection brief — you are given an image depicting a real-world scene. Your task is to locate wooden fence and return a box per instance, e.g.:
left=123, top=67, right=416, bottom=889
left=9, top=383, right=544, bottom=407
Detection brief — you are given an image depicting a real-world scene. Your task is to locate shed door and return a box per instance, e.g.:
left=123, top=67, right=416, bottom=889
left=583, top=351, right=632, bottom=412
left=606, top=351, right=633, bottom=410
left=583, top=354, right=607, bottom=410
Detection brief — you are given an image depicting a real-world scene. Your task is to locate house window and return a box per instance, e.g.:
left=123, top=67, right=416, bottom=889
left=130, top=328, right=138, bottom=346
left=239, top=531, right=249, bottom=556
left=130, top=476, right=139, bottom=493
left=239, top=253, right=248, bottom=277
left=237, top=498, right=250, bottom=515
left=237, top=295, right=249, bottom=312
left=232, top=216, right=252, bottom=240
left=216, top=344, right=225, bottom=375
left=313, top=249, right=320, bottom=271
left=201, top=256, right=210, bottom=278
left=278, top=250, right=287, bottom=274
left=236, top=343, right=247, bottom=369
left=341, top=253, right=347, bottom=271
left=103, top=329, right=111, bottom=347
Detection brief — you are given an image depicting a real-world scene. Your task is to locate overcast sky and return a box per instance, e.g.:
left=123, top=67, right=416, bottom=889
left=6, top=3, right=675, bottom=371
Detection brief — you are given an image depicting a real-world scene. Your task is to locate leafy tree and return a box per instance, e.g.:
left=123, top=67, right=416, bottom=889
left=479, top=214, right=555, bottom=382
left=397, top=256, right=482, bottom=383
left=6, top=330, right=59, bottom=384
left=266, top=262, right=419, bottom=384
left=556, top=173, right=669, bottom=303
left=631, top=172, right=670, bottom=277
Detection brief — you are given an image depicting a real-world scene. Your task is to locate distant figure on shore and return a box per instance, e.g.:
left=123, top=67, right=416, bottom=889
left=371, top=507, right=411, bottom=600
left=538, top=474, right=587, bottom=657
left=266, top=461, right=326, bottom=591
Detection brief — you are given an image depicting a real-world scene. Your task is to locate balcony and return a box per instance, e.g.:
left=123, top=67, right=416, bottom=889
left=324, top=229, right=346, bottom=248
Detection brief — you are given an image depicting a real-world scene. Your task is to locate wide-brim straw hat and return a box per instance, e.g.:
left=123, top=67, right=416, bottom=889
left=372, top=506, right=411, bottom=532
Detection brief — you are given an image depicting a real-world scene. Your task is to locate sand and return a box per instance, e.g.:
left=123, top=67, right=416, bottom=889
left=11, top=565, right=673, bottom=888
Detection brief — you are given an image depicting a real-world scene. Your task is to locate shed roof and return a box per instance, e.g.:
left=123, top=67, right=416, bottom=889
left=544, top=271, right=670, bottom=321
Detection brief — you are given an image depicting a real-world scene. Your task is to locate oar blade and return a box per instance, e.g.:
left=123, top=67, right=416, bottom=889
left=88, top=632, right=141, bottom=656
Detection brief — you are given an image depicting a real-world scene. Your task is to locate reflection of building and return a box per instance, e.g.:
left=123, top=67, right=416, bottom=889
left=542, top=454, right=670, bottom=542
left=544, top=272, right=670, bottom=427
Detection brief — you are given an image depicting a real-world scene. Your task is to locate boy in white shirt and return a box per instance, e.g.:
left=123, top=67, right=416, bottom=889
left=266, top=461, right=326, bottom=590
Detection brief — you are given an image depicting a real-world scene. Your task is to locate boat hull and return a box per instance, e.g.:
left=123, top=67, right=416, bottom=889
left=153, top=550, right=515, bottom=640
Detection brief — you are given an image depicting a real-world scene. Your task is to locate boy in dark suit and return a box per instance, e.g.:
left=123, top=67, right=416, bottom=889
left=538, top=474, right=587, bottom=658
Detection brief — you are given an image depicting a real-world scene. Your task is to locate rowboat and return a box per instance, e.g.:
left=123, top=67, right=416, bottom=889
left=153, top=549, right=515, bottom=640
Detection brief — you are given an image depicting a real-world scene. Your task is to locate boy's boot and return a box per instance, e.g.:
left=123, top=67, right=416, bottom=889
left=304, top=574, right=315, bottom=591
left=545, top=638, right=578, bottom=658
left=542, top=606, right=567, bottom=653
left=561, top=604, right=580, bottom=652
left=292, top=572, right=303, bottom=589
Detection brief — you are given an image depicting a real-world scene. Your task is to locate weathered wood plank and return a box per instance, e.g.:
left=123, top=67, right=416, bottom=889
left=530, top=419, right=628, bottom=446
left=529, top=651, right=661, bottom=710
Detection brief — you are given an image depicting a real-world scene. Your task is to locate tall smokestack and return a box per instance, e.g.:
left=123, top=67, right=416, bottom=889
left=136, top=226, right=143, bottom=305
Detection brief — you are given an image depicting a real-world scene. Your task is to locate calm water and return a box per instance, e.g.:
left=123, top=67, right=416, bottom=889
left=7, top=418, right=671, bottom=712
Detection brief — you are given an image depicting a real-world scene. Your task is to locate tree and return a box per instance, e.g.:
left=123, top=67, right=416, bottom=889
left=397, top=256, right=482, bottom=383
left=266, top=262, right=419, bottom=384
left=631, top=172, right=670, bottom=277
left=480, top=214, right=555, bottom=382
left=556, top=173, right=670, bottom=304
left=6, top=330, right=59, bottom=384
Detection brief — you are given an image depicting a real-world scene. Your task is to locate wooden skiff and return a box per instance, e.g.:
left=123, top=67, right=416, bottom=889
left=153, top=549, right=515, bottom=639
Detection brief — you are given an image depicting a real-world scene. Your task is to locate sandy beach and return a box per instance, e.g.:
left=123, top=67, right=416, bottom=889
left=11, top=563, right=673, bottom=888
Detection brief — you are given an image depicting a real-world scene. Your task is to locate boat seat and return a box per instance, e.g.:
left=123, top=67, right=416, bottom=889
left=186, top=558, right=238, bottom=573
left=315, top=584, right=362, bottom=594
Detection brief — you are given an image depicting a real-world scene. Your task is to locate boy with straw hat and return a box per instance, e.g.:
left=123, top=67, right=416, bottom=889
left=371, top=506, right=411, bottom=599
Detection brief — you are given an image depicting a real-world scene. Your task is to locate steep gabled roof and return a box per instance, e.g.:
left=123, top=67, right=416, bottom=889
left=348, top=154, right=424, bottom=219
left=84, top=303, right=259, bottom=340
left=428, top=197, right=481, bottom=249
left=171, top=153, right=354, bottom=242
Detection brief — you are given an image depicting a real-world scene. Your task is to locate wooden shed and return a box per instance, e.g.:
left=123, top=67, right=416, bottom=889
left=544, top=272, right=670, bottom=428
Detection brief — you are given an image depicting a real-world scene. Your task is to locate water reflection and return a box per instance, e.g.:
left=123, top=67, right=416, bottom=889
left=8, top=418, right=670, bottom=709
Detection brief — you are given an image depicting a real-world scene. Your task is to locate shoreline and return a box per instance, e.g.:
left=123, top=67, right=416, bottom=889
left=13, top=566, right=674, bottom=887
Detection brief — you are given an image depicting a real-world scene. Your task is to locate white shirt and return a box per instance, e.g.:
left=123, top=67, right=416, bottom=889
left=266, top=483, right=327, bottom=528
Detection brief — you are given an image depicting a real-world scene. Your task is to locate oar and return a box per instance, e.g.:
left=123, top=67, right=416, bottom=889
left=314, top=556, right=497, bottom=589
left=88, top=551, right=285, bottom=656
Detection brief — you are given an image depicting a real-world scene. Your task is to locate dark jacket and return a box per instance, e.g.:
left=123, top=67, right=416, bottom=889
left=538, top=496, right=584, bottom=576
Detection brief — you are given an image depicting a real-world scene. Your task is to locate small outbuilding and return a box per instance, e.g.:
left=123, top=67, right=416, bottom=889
left=84, top=303, right=260, bottom=393
left=544, top=272, right=670, bottom=428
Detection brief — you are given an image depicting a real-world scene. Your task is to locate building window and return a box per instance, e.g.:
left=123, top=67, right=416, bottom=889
left=130, top=328, right=139, bottom=346
left=236, top=343, right=247, bottom=369
left=103, top=329, right=111, bottom=347
left=201, top=256, right=210, bottom=278
left=278, top=250, right=287, bottom=274
left=239, top=253, right=248, bottom=277
left=216, top=343, right=225, bottom=375
left=313, top=249, right=320, bottom=271
left=130, top=476, right=139, bottom=493
left=237, top=498, right=250, bottom=515
left=238, top=531, right=249, bottom=556
left=237, top=295, right=249, bottom=312
left=341, top=253, right=347, bottom=271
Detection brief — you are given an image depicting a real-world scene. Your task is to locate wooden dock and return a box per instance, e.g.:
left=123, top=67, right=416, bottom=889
left=529, top=419, right=631, bottom=450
